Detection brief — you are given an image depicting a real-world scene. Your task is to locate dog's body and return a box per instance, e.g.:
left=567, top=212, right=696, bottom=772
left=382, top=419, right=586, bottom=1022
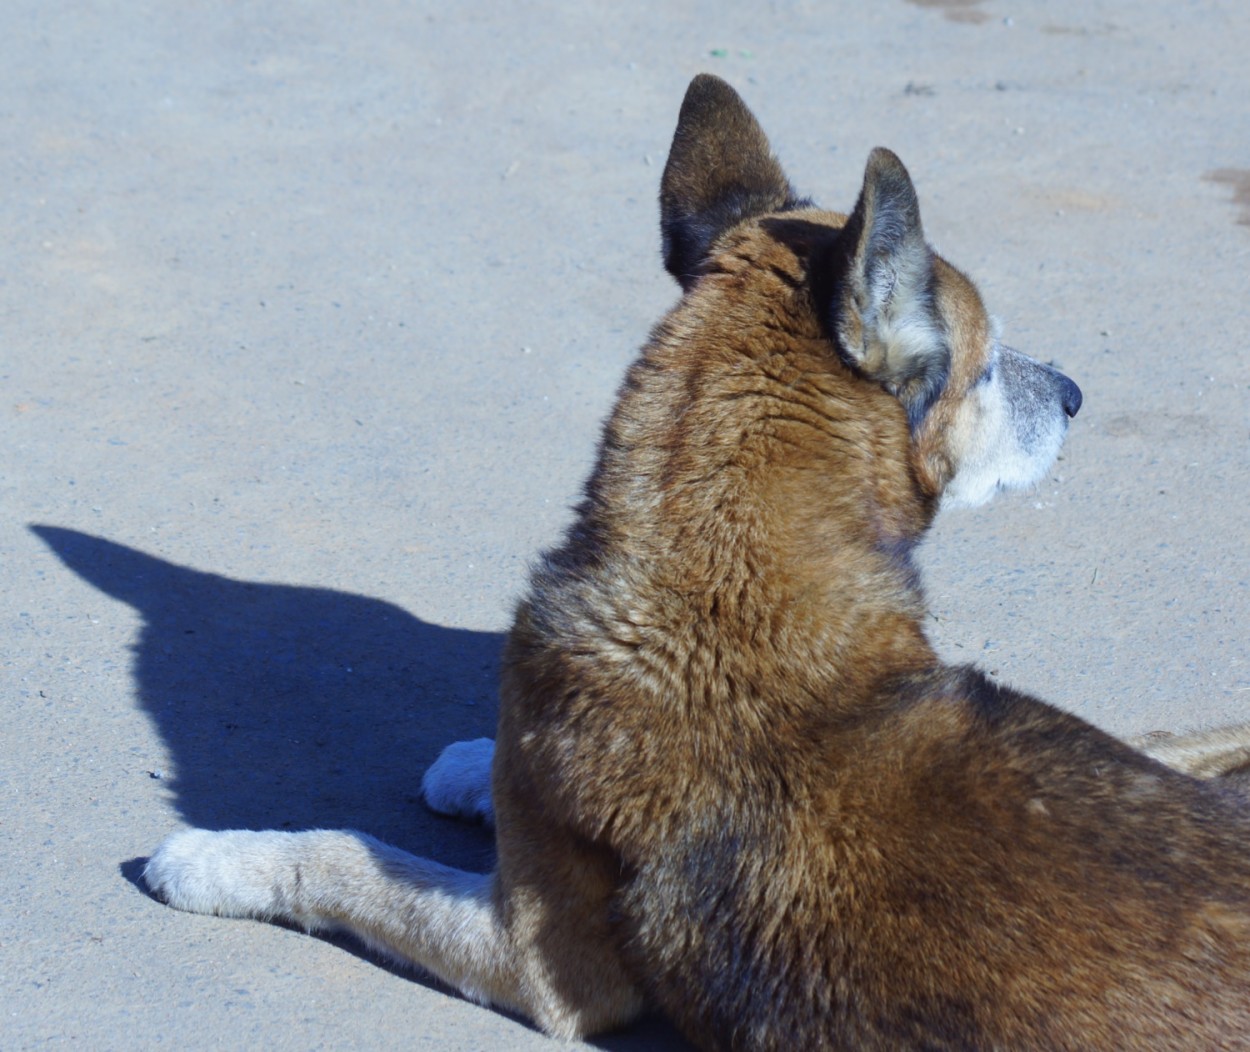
left=146, top=77, right=1250, bottom=1050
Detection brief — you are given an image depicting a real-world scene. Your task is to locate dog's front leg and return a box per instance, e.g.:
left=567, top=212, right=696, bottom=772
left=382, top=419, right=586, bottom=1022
left=144, top=825, right=644, bottom=1038
left=144, top=829, right=525, bottom=1015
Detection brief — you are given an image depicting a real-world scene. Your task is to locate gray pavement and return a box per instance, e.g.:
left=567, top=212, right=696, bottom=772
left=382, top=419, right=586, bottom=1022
left=3, top=1, right=1248, bottom=1048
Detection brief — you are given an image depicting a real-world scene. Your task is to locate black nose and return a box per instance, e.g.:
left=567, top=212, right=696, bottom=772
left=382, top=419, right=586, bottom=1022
left=1059, top=375, right=1082, bottom=418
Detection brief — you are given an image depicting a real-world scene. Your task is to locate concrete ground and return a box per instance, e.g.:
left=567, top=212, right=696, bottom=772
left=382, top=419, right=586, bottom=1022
left=3, top=1, right=1247, bottom=1048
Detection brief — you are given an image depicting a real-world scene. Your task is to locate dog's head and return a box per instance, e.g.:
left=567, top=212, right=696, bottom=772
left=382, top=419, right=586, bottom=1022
left=659, top=74, right=1081, bottom=510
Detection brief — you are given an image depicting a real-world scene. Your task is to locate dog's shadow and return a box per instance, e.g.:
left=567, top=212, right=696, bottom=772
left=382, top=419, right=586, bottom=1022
left=32, top=525, right=501, bottom=869
left=34, top=525, right=692, bottom=1050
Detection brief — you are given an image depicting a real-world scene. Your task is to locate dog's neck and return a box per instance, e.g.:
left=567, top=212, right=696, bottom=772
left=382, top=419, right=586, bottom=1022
left=546, top=286, right=941, bottom=713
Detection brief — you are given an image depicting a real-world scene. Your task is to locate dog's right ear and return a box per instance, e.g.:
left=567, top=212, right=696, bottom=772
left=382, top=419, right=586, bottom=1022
left=660, top=75, right=800, bottom=290
left=821, top=148, right=949, bottom=429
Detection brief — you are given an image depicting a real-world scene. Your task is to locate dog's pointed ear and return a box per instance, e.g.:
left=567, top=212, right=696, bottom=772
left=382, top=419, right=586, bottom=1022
left=826, top=148, right=948, bottom=426
left=660, top=75, right=800, bottom=290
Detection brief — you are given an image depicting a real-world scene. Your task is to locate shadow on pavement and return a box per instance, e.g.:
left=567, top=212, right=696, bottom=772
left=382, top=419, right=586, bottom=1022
left=32, top=525, right=500, bottom=866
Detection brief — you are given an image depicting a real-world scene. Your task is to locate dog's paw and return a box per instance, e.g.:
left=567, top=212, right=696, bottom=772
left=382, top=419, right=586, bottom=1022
left=422, top=738, right=496, bottom=827
left=144, top=828, right=294, bottom=919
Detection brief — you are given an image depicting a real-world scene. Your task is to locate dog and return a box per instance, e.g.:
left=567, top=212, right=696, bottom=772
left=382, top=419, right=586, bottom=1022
left=145, top=75, right=1250, bottom=1050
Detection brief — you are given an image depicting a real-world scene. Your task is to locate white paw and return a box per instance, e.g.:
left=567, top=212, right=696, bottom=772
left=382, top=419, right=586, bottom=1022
left=422, top=738, right=496, bottom=827
left=144, top=828, right=293, bottom=919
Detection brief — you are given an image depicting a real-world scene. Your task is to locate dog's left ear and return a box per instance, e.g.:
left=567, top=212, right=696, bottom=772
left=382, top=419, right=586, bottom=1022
left=824, top=148, right=948, bottom=427
left=660, top=75, right=801, bottom=290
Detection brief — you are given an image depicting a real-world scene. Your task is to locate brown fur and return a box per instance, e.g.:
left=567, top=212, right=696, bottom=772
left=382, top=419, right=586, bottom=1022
left=145, top=75, right=1250, bottom=1050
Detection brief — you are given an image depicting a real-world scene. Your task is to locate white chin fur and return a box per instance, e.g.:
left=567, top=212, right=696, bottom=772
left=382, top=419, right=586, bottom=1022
left=941, top=454, right=1051, bottom=510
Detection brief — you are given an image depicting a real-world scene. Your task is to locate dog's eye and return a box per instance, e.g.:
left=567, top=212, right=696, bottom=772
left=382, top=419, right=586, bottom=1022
left=974, top=345, right=1000, bottom=387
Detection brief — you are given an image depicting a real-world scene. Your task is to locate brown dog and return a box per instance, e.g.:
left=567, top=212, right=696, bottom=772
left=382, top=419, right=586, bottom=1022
left=146, top=75, right=1250, bottom=1050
